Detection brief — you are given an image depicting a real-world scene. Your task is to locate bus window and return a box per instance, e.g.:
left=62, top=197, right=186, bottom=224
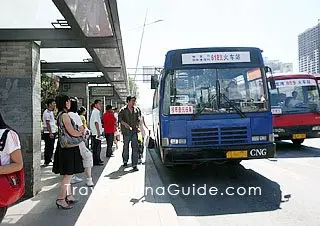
left=163, top=67, right=268, bottom=115
left=271, top=78, right=319, bottom=113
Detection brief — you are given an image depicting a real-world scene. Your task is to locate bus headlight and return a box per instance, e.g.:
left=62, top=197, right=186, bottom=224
left=170, top=139, right=179, bottom=144
left=252, top=136, right=267, bottom=141
left=312, top=126, right=320, bottom=131
left=170, top=138, right=187, bottom=144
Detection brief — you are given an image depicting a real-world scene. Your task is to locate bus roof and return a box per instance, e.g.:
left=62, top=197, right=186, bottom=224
left=269, top=73, right=318, bottom=80
left=164, top=47, right=264, bottom=69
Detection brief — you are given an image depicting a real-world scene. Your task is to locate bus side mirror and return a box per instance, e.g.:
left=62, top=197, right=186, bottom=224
left=265, top=66, right=272, bottom=74
left=269, top=77, right=276, bottom=90
left=151, top=75, right=159, bottom=89
left=265, top=66, right=276, bottom=90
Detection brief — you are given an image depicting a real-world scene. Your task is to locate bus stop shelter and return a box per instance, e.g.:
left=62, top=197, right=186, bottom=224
left=0, top=0, right=129, bottom=197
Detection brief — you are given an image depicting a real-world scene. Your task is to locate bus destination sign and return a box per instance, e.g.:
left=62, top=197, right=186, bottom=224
left=182, top=51, right=251, bottom=65
left=275, top=79, right=316, bottom=87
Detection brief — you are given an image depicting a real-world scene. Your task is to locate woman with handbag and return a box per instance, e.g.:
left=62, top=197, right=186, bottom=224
left=0, top=112, right=24, bottom=223
left=52, top=95, right=85, bottom=210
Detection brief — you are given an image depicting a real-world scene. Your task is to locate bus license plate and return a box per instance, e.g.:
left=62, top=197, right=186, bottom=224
left=292, top=134, right=306, bottom=139
left=226, top=150, right=247, bottom=159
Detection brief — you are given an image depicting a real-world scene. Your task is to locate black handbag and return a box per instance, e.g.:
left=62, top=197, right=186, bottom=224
left=146, top=130, right=155, bottom=149
left=147, top=137, right=155, bottom=149
left=57, top=113, right=83, bottom=148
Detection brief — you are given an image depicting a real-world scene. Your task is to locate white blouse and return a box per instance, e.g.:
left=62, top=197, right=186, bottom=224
left=0, top=129, right=21, bottom=166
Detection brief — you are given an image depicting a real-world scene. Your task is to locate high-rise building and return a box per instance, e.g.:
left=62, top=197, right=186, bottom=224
left=263, top=57, right=293, bottom=73
left=298, top=21, right=320, bottom=74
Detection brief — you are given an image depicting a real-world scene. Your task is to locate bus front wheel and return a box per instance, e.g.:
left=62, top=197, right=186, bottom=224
left=292, top=139, right=304, bottom=146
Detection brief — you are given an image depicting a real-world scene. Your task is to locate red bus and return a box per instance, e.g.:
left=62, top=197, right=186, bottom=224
left=269, top=73, right=320, bottom=145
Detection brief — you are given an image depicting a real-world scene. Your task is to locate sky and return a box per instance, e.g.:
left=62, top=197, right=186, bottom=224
left=1, top=0, right=320, bottom=106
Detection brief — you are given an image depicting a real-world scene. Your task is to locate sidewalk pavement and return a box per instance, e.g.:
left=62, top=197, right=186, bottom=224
left=74, top=143, right=180, bottom=226
left=2, top=139, right=180, bottom=226
left=1, top=140, right=108, bottom=226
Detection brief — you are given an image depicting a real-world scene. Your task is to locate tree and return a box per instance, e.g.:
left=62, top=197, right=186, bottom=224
left=41, top=74, right=59, bottom=112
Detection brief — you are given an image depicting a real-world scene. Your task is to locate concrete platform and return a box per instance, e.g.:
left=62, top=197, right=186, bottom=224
left=74, top=143, right=180, bottom=226
left=2, top=140, right=180, bottom=226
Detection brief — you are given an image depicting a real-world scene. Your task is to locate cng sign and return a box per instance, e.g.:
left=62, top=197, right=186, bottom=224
left=250, top=148, right=267, bottom=156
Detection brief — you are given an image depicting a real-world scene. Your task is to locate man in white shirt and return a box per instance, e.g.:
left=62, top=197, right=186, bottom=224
left=89, top=99, right=104, bottom=165
left=42, top=99, right=56, bottom=166
left=113, top=107, right=119, bottom=122
left=113, top=107, right=120, bottom=145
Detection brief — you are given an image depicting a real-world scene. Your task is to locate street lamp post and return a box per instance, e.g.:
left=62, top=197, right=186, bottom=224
left=131, top=11, right=163, bottom=95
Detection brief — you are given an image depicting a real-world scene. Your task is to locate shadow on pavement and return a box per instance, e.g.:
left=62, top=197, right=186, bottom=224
left=104, top=165, right=133, bottom=179
left=146, top=148, right=282, bottom=217
left=275, top=141, right=320, bottom=158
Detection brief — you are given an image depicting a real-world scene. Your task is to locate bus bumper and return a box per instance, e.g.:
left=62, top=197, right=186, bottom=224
left=274, top=125, right=320, bottom=140
left=162, top=143, right=276, bottom=165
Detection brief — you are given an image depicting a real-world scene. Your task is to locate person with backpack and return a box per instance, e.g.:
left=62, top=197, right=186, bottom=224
left=0, top=112, right=24, bottom=223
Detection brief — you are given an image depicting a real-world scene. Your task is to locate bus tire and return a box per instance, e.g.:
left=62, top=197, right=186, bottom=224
left=292, top=139, right=304, bottom=146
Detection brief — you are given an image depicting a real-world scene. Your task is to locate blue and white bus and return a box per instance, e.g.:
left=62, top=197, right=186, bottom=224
left=151, top=47, right=276, bottom=166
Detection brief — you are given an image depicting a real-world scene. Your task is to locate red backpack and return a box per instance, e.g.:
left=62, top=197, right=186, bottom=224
left=0, top=129, right=25, bottom=207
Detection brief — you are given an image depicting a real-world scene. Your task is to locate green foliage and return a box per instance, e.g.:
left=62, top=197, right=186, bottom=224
left=41, top=74, right=59, bottom=111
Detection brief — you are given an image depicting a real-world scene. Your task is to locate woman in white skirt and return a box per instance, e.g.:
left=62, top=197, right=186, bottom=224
left=69, top=98, right=94, bottom=187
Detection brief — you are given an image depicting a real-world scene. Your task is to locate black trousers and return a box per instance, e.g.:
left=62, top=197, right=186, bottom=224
left=0, top=207, right=8, bottom=223
left=91, top=135, right=102, bottom=164
left=105, top=133, right=114, bottom=157
left=43, top=133, right=56, bottom=164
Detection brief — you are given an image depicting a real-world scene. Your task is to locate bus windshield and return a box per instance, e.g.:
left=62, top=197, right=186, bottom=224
left=163, top=67, right=268, bottom=115
left=270, top=78, right=320, bottom=114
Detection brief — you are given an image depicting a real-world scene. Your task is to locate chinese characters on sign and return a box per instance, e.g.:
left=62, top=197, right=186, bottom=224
left=275, top=79, right=316, bottom=88
left=271, top=108, right=282, bottom=115
left=170, top=106, right=194, bottom=114
left=182, top=52, right=251, bottom=64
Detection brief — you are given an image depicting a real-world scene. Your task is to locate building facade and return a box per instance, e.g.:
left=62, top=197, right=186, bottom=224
left=263, top=57, right=293, bottom=73
left=298, top=22, right=320, bottom=74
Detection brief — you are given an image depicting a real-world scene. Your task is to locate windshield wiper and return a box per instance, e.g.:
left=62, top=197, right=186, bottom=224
left=221, top=93, right=246, bottom=118
left=192, top=94, right=216, bottom=120
left=215, top=79, right=245, bottom=118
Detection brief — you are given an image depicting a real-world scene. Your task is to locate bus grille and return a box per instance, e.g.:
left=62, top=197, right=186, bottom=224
left=191, top=126, right=248, bottom=146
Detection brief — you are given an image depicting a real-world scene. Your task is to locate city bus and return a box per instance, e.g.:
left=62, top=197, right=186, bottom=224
left=270, top=73, right=320, bottom=145
left=151, top=47, right=276, bottom=166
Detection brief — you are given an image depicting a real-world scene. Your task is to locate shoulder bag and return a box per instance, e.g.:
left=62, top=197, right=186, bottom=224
left=0, top=129, right=25, bottom=207
left=58, top=113, right=83, bottom=148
